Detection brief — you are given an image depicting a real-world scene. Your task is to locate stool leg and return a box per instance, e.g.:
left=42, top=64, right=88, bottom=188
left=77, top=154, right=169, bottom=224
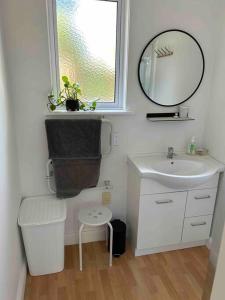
left=107, top=222, right=113, bottom=267
left=79, top=224, right=84, bottom=271
left=105, top=224, right=108, bottom=246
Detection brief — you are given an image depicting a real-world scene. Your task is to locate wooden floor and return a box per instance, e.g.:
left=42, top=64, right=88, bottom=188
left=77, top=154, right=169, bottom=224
left=25, top=242, right=212, bottom=300
left=202, top=262, right=215, bottom=300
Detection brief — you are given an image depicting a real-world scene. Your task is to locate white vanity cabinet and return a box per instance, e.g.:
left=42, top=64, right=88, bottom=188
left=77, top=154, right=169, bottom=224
left=127, top=165, right=220, bottom=256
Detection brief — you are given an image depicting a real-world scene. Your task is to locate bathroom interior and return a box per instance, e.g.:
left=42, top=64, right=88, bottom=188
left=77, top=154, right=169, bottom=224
left=2, top=0, right=225, bottom=299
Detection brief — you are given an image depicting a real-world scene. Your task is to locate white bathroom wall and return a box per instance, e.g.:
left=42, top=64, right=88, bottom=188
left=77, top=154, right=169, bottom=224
left=0, top=7, right=26, bottom=300
left=210, top=223, right=225, bottom=299
left=209, top=175, right=225, bottom=267
left=1, top=0, right=220, bottom=244
left=203, top=3, right=225, bottom=267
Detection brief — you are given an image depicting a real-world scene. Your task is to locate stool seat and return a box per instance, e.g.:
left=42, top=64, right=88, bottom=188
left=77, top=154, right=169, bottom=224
left=78, top=205, right=113, bottom=271
left=78, top=206, right=112, bottom=226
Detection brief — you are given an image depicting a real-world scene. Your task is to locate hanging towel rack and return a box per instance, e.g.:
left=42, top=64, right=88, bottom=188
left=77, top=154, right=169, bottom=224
left=46, top=118, right=113, bottom=194
left=101, top=118, right=112, bottom=156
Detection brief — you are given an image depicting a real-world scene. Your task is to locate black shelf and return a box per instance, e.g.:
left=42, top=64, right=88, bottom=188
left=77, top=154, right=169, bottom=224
left=146, top=113, right=195, bottom=122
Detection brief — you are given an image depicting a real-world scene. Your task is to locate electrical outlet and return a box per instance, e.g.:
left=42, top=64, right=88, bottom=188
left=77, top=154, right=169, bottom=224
left=112, top=133, right=119, bottom=146
left=102, top=191, right=111, bottom=205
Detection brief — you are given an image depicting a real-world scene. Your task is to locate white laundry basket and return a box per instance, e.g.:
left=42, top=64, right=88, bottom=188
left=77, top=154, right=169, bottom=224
left=18, top=195, right=66, bottom=276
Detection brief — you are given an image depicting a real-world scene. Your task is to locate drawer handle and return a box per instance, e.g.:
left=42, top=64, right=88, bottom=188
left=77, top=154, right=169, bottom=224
left=155, top=200, right=173, bottom=204
left=194, top=195, right=211, bottom=200
left=191, top=222, right=207, bottom=227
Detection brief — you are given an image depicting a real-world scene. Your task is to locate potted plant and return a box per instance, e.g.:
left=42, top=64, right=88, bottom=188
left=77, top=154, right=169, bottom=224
left=48, top=75, right=97, bottom=112
left=48, top=76, right=81, bottom=111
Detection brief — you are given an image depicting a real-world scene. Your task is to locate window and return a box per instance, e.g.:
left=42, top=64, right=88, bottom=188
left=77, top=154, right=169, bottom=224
left=47, top=0, right=129, bottom=110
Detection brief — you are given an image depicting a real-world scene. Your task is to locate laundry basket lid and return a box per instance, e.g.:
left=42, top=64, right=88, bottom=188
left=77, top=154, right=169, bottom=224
left=18, top=196, right=66, bottom=227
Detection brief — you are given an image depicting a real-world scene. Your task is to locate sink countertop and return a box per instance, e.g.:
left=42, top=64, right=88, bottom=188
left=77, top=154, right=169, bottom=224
left=127, top=153, right=225, bottom=179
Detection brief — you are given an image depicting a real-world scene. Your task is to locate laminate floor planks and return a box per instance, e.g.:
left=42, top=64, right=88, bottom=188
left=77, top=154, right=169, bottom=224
left=25, top=242, right=211, bottom=300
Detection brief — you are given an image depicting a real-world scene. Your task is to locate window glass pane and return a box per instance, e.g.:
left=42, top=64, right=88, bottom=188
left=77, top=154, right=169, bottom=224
left=56, top=0, right=117, bottom=102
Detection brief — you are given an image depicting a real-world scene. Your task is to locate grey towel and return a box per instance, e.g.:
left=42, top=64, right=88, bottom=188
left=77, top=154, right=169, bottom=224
left=45, top=119, right=102, bottom=198
left=45, top=119, right=101, bottom=159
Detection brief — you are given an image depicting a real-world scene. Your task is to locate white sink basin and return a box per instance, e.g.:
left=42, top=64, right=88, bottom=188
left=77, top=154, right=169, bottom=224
left=128, top=154, right=224, bottom=189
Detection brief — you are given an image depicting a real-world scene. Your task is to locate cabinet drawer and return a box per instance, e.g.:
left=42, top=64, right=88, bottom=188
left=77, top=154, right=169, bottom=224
left=137, top=192, right=186, bottom=249
left=185, top=189, right=217, bottom=217
left=182, top=215, right=213, bottom=243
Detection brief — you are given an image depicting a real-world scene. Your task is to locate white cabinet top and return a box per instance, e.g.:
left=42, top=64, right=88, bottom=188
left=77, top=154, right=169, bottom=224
left=127, top=153, right=224, bottom=190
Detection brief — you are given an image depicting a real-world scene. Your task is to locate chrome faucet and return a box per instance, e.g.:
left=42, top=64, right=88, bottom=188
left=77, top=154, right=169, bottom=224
left=167, top=147, right=175, bottom=159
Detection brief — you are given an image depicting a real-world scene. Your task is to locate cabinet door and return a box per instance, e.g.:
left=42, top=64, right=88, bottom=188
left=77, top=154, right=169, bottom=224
left=137, top=192, right=187, bottom=249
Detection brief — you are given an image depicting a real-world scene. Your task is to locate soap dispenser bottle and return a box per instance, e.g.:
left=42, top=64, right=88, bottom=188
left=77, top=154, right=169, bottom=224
left=187, top=136, right=196, bottom=155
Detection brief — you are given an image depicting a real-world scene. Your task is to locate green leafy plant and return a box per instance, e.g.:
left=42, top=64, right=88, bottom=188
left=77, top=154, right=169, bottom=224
left=47, top=75, right=97, bottom=111
left=61, top=75, right=81, bottom=100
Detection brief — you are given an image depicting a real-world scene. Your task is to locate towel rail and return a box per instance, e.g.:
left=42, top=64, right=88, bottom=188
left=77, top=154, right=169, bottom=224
left=101, top=118, right=112, bottom=155
left=46, top=119, right=112, bottom=193
left=46, top=159, right=55, bottom=194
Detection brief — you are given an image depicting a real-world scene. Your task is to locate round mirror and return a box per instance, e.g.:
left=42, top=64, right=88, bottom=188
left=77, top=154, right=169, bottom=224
left=138, top=30, right=205, bottom=106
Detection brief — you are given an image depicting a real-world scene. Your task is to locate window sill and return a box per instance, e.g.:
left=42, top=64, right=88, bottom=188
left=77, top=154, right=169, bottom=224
left=45, top=109, right=134, bottom=116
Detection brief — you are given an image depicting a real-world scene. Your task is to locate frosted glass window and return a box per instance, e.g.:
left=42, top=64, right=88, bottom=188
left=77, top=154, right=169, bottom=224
left=56, top=0, right=118, bottom=103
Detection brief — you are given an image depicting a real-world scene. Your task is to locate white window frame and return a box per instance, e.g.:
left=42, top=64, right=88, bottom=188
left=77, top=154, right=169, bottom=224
left=46, top=0, right=129, bottom=111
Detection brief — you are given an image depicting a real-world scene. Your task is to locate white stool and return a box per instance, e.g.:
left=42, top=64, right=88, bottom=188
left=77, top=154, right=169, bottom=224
left=78, top=206, right=113, bottom=271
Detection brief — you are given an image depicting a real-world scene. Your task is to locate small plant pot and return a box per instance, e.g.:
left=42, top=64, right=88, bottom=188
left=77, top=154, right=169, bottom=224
left=66, top=99, right=80, bottom=111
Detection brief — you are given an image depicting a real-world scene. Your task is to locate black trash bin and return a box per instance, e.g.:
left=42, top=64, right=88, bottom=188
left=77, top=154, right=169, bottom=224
left=108, top=219, right=126, bottom=257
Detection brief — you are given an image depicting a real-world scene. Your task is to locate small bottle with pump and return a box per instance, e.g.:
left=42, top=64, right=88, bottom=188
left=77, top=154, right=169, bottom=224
left=187, top=136, right=197, bottom=155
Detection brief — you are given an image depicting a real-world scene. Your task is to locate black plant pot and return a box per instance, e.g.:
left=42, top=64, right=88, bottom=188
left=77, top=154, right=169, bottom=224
left=66, top=99, right=80, bottom=111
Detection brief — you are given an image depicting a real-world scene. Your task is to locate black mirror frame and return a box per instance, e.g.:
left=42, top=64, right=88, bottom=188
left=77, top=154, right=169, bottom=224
left=138, top=29, right=205, bottom=107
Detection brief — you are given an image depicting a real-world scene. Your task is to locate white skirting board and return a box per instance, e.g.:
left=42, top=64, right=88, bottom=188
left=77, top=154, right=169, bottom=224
left=134, top=240, right=208, bottom=256
left=207, top=237, right=213, bottom=250
left=208, top=237, right=219, bottom=268
left=65, top=227, right=106, bottom=245
left=16, top=262, right=27, bottom=300
left=210, top=249, right=218, bottom=268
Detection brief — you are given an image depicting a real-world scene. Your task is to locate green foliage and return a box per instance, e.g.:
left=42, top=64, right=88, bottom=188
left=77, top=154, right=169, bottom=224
left=90, top=100, right=97, bottom=111
left=61, top=75, right=81, bottom=100
left=62, top=75, right=69, bottom=83
left=47, top=75, right=97, bottom=112
left=50, top=104, right=56, bottom=111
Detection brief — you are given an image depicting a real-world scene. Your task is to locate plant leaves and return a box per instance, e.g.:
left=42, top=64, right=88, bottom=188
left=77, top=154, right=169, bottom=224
left=62, top=75, right=69, bottom=83
left=48, top=94, right=54, bottom=99
left=50, top=104, right=56, bottom=111
left=57, top=97, right=62, bottom=104
left=50, top=75, right=82, bottom=104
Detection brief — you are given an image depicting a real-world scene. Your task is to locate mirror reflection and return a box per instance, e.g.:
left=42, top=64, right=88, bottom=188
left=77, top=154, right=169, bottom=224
left=138, top=30, right=205, bottom=106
